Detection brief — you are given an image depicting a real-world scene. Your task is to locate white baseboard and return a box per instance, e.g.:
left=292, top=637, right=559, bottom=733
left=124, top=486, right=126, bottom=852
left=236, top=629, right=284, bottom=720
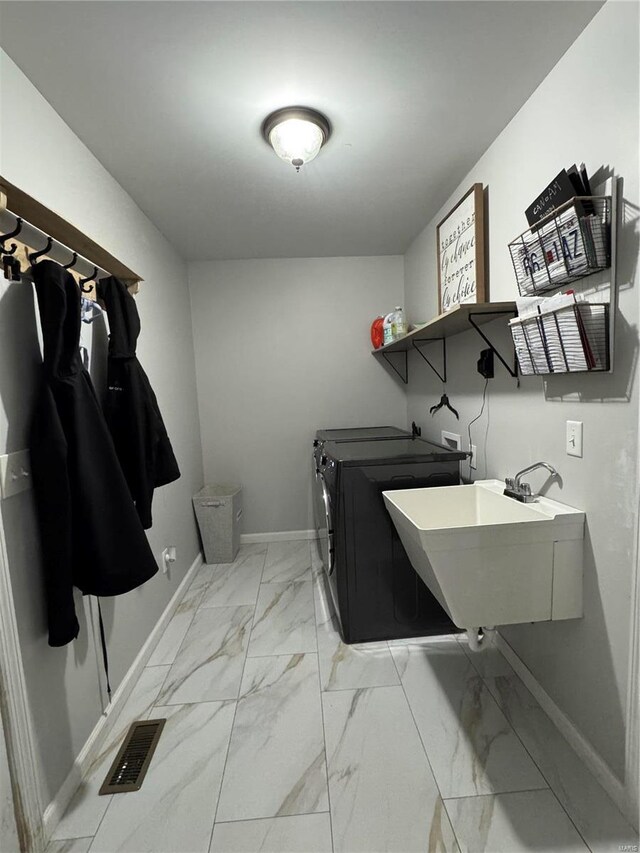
left=495, top=632, right=631, bottom=825
left=43, top=552, right=203, bottom=839
left=241, top=529, right=318, bottom=543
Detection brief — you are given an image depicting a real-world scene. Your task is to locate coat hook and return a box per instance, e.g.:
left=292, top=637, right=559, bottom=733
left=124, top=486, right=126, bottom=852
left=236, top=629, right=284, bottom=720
left=79, top=266, right=99, bottom=293
left=0, top=217, right=23, bottom=256
left=63, top=252, right=78, bottom=270
left=29, top=236, right=53, bottom=265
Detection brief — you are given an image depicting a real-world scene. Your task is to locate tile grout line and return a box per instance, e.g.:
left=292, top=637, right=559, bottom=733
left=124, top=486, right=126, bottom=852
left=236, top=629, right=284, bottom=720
left=444, top=639, right=554, bottom=798
left=54, top=551, right=258, bottom=852
left=262, top=539, right=312, bottom=584
left=442, top=787, right=573, bottom=802
left=247, top=568, right=317, bottom=658
left=243, top=650, right=320, bottom=660
left=213, top=810, right=331, bottom=827
left=318, top=683, right=401, bottom=695
left=458, top=640, right=593, bottom=851
left=387, top=639, right=465, bottom=852
left=147, top=579, right=203, bottom=668
left=86, top=653, right=181, bottom=850
left=85, top=794, right=110, bottom=853
left=480, top=672, right=594, bottom=852
left=152, top=569, right=212, bottom=691
left=153, top=697, right=244, bottom=709
left=77, top=629, right=183, bottom=846
left=259, top=574, right=313, bottom=585
left=198, top=557, right=265, bottom=612
left=206, top=546, right=269, bottom=850
left=312, top=541, right=336, bottom=853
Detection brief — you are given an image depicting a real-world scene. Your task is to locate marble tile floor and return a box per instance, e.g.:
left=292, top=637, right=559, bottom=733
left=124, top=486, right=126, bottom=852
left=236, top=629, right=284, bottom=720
left=49, top=540, right=638, bottom=853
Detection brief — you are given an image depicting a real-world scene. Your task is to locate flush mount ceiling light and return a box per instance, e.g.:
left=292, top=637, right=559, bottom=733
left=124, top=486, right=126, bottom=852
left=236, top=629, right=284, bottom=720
left=262, top=106, right=331, bottom=172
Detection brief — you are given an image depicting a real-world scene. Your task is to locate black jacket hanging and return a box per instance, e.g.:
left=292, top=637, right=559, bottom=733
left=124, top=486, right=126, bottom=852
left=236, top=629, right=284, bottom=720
left=30, top=261, right=159, bottom=647
left=96, top=276, right=180, bottom=529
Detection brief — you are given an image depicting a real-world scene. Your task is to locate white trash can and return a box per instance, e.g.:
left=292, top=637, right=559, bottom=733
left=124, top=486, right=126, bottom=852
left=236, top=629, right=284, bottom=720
left=192, top=484, right=242, bottom=564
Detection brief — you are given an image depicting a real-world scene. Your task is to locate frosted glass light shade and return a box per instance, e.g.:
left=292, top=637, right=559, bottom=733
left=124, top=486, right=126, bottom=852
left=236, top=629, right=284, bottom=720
left=269, top=119, right=323, bottom=167
left=262, top=107, right=331, bottom=171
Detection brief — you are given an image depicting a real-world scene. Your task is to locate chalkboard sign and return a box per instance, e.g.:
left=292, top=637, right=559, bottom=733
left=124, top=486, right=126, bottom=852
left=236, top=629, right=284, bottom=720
left=437, top=183, right=486, bottom=314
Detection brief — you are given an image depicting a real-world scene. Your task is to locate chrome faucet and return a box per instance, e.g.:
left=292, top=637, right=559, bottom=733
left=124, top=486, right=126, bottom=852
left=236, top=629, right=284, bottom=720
left=504, top=462, right=559, bottom=503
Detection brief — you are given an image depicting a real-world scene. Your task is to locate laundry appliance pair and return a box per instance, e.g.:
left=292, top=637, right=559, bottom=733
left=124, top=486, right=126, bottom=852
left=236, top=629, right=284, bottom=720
left=312, top=426, right=466, bottom=643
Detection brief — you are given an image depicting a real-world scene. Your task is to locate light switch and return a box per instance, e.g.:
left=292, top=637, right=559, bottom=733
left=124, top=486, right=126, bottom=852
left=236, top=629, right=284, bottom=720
left=566, top=421, right=583, bottom=458
left=0, top=449, right=32, bottom=500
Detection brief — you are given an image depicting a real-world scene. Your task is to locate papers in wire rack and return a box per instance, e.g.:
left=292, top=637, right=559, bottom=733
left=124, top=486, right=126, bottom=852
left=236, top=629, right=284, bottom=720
left=509, top=293, right=608, bottom=374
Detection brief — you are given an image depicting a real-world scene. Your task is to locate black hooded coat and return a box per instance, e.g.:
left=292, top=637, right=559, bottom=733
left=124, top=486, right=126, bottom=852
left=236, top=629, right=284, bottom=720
left=30, top=261, right=159, bottom=647
left=96, top=276, right=180, bottom=529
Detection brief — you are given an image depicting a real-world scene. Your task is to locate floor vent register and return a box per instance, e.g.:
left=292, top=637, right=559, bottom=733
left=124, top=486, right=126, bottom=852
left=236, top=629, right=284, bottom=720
left=99, top=719, right=166, bottom=795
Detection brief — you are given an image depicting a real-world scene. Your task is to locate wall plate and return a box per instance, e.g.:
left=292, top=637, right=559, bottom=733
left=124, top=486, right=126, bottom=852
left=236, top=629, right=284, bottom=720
left=470, top=444, right=478, bottom=470
left=0, top=450, right=32, bottom=500
left=566, top=421, right=583, bottom=458
left=441, top=430, right=462, bottom=450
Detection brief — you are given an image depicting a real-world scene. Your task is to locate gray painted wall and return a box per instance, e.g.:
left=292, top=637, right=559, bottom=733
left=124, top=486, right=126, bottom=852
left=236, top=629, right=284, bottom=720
left=403, top=1, right=638, bottom=780
left=0, top=51, right=204, bottom=805
left=189, top=257, right=407, bottom=533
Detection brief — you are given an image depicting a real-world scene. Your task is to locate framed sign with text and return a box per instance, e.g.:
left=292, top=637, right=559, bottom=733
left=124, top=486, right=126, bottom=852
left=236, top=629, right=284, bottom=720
left=437, top=183, right=486, bottom=313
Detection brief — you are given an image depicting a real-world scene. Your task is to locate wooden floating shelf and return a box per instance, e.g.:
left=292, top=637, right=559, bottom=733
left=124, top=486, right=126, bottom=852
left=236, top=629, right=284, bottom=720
left=372, top=302, right=517, bottom=355
left=372, top=302, right=518, bottom=384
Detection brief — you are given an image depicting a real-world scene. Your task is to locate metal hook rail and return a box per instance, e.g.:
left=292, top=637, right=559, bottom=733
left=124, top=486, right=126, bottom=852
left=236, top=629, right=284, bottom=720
left=0, top=217, right=22, bottom=255
left=0, top=179, right=142, bottom=288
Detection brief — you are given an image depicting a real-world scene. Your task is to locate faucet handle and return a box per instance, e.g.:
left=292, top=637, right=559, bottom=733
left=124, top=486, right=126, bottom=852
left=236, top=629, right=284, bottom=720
left=520, top=482, right=532, bottom=496
left=505, top=477, right=515, bottom=490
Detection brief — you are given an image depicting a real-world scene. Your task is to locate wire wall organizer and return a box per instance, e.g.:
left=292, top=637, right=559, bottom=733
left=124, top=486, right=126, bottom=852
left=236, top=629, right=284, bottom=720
left=510, top=302, right=609, bottom=376
left=508, top=196, right=611, bottom=296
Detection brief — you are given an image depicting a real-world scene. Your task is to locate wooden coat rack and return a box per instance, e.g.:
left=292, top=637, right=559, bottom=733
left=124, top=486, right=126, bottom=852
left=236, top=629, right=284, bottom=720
left=0, top=177, right=142, bottom=298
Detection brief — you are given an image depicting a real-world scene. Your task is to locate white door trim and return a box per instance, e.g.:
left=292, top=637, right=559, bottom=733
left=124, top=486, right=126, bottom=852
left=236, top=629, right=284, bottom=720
left=0, top=516, right=44, bottom=852
left=0, top=704, right=20, bottom=853
left=626, top=194, right=640, bottom=829
left=626, top=468, right=640, bottom=828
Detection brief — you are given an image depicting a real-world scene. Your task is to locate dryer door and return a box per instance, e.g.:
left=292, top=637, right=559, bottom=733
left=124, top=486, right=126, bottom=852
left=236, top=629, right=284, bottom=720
left=314, top=469, right=335, bottom=575
left=312, top=453, right=326, bottom=544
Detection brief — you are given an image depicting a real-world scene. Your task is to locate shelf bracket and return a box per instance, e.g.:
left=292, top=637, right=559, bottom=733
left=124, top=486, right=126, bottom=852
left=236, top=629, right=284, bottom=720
left=467, top=310, right=519, bottom=379
left=411, top=337, right=446, bottom=383
left=381, top=350, right=408, bottom=384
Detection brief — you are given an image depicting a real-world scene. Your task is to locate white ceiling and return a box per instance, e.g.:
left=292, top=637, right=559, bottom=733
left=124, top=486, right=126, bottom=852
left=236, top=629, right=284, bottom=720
left=0, top=1, right=601, bottom=261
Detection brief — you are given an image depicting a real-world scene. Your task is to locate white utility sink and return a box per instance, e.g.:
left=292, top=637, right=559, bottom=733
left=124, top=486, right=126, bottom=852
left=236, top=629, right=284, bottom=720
left=383, top=479, right=584, bottom=632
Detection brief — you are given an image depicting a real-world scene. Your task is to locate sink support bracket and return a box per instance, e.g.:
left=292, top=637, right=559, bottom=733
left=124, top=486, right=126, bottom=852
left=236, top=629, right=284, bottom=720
left=381, top=350, right=408, bottom=384
left=411, top=337, right=446, bottom=384
left=468, top=310, right=519, bottom=379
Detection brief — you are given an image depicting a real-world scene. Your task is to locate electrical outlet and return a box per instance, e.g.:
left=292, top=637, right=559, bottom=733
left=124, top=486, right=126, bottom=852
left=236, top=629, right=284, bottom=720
left=470, top=444, right=477, bottom=470
left=161, top=546, right=177, bottom=574
left=566, top=421, right=583, bottom=457
left=0, top=450, right=32, bottom=500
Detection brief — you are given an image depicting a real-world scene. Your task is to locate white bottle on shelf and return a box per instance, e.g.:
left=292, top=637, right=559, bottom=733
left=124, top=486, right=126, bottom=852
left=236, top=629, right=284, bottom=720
left=391, top=306, right=407, bottom=340
left=383, top=311, right=394, bottom=346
